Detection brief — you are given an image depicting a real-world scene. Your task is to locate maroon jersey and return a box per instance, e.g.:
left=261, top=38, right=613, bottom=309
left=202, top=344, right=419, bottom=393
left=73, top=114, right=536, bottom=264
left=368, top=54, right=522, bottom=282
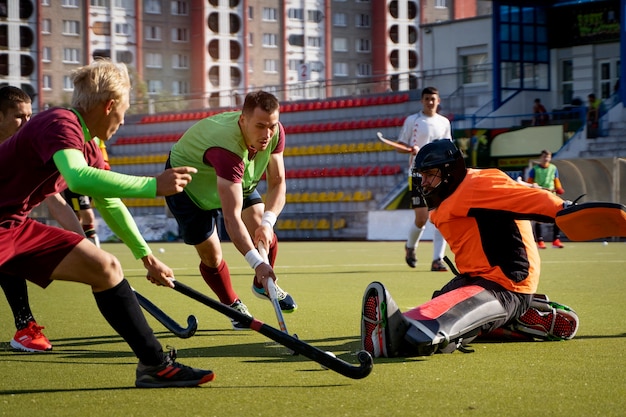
left=0, top=107, right=105, bottom=224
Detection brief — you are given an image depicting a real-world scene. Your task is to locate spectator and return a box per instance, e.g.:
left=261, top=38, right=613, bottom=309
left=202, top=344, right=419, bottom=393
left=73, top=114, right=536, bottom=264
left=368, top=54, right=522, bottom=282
left=532, top=98, right=549, bottom=126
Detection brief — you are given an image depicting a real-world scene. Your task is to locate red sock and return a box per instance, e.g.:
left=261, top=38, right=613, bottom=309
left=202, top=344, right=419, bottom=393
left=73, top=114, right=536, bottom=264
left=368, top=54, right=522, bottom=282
left=199, top=260, right=238, bottom=305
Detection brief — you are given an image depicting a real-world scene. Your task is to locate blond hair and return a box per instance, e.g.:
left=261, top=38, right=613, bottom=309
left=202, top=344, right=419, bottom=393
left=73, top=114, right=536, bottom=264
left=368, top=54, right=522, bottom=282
left=70, top=59, right=131, bottom=112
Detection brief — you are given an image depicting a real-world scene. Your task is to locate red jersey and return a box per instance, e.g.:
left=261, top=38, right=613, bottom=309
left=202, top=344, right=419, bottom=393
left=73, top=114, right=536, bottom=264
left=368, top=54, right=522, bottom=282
left=429, top=168, right=564, bottom=294
left=0, top=107, right=105, bottom=224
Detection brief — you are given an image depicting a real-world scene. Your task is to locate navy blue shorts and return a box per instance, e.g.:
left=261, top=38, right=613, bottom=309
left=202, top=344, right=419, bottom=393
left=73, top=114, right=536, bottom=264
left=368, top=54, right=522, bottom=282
left=165, top=188, right=263, bottom=245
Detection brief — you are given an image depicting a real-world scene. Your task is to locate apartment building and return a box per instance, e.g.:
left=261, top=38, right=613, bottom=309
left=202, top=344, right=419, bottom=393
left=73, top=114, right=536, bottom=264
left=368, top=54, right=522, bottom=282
left=1, top=0, right=488, bottom=113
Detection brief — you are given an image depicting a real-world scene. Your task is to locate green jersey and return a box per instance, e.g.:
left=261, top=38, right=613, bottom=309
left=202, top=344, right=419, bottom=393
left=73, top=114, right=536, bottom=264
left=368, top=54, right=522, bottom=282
left=531, top=164, right=557, bottom=190
left=169, top=111, right=281, bottom=210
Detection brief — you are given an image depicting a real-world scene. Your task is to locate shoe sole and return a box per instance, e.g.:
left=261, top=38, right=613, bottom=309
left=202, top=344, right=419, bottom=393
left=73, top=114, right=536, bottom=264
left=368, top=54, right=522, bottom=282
left=10, top=339, right=52, bottom=353
left=135, top=371, right=215, bottom=388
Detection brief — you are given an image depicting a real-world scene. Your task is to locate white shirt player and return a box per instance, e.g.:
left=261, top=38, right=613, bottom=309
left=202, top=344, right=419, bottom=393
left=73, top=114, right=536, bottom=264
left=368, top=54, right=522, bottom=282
left=398, top=110, right=452, bottom=171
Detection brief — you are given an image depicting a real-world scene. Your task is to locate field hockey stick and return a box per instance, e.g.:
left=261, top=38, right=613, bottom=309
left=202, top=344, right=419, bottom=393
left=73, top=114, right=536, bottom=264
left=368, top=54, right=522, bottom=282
left=376, top=131, right=413, bottom=152
left=133, top=289, right=198, bottom=339
left=257, top=242, right=289, bottom=334
left=171, top=280, right=373, bottom=379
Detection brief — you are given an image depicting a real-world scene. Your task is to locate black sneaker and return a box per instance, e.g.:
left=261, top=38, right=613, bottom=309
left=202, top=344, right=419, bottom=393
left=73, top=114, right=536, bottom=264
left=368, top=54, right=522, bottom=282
left=405, top=246, right=416, bottom=268
left=252, top=282, right=297, bottom=312
left=135, top=348, right=215, bottom=388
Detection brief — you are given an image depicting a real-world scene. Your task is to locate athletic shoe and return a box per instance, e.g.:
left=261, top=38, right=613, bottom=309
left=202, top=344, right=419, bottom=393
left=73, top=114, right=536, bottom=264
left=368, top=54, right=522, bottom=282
left=135, top=348, right=215, bottom=388
left=431, top=259, right=448, bottom=272
left=552, top=239, right=564, bottom=248
left=361, top=281, right=411, bottom=358
left=515, top=301, right=579, bottom=341
left=537, top=240, right=547, bottom=249
left=252, top=282, right=297, bottom=312
left=10, top=321, right=52, bottom=352
left=404, top=246, right=417, bottom=268
left=229, top=299, right=252, bottom=330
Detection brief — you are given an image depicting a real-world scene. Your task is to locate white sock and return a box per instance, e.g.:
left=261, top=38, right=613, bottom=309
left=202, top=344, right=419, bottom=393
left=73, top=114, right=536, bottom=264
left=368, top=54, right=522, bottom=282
left=432, top=228, right=447, bottom=260
left=406, top=223, right=425, bottom=249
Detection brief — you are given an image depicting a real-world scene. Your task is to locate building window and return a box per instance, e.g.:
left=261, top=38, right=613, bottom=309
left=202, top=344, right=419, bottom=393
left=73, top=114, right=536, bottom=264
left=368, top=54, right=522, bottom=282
left=560, top=59, right=573, bottom=105
left=62, top=0, right=79, bottom=7
left=333, top=13, right=347, bottom=27
left=146, top=26, right=161, bottom=40
left=115, top=0, right=132, bottom=7
left=288, top=59, right=300, bottom=71
left=356, top=38, right=370, bottom=53
left=42, top=74, right=52, bottom=90
left=42, top=47, right=52, bottom=62
left=333, top=38, right=347, bottom=52
left=357, top=63, right=371, bottom=77
left=307, top=36, right=321, bottom=48
left=307, top=9, right=322, bottom=23
left=115, top=23, right=130, bottom=36
left=171, top=1, right=188, bottom=16
left=435, top=0, right=447, bottom=8
left=62, top=20, right=80, bottom=36
left=63, top=75, right=73, bottom=91
left=90, top=0, right=110, bottom=7
left=355, top=14, right=370, bottom=28
left=62, top=48, right=80, bottom=63
left=42, top=19, right=51, bottom=34
left=264, top=59, right=278, bottom=73
left=147, top=79, right=163, bottom=94
left=334, top=62, right=348, bottom=76
left=146, top=0, right=161, bottom=14
left=262, top=7, right=277, bottom=21
left=287, top=8, right=303, bottom=21
left=173, top=54, right=189, bottom=69
left=146, top=53, right=162, bottom=68
left=172, top=80, right=189, bottom=95
left=461, top=52, right=488, bottom=85
left=42, top=0, right=51, bottom=6
left=171, top=28, right=189, bottom=42
left=262, top=33, right=277, bottom=47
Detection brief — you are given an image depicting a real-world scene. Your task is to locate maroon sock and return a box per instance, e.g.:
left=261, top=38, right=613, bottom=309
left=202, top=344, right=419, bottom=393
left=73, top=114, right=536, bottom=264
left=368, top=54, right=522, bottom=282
left=199, top=260, right=238, bottom=305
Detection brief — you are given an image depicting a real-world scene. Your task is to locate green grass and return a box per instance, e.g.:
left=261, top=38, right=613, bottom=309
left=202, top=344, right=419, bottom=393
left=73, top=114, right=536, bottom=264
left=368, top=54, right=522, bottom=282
left=1, top=241, right=625, bottom=416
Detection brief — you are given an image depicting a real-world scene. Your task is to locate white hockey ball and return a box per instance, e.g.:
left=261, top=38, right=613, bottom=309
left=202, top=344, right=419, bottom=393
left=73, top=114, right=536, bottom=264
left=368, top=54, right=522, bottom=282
left=320, top=351, right=336, bottom=370
left=158, top=247, right=166, bottom=253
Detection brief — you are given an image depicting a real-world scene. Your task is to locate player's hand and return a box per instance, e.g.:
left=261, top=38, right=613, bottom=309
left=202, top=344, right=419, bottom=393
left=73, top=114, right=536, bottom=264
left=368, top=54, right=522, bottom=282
left=142, top=253, right=175, bottom=288
left=556, top=188, right=565, bottom=195
left=254, top=262, right=277, bottom=291
left=155, top=167, right=198, bottom=196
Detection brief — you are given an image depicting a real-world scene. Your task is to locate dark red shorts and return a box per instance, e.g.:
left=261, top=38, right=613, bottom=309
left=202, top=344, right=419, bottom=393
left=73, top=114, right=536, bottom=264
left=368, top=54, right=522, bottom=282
left=0, top=218, right=84, bottom=288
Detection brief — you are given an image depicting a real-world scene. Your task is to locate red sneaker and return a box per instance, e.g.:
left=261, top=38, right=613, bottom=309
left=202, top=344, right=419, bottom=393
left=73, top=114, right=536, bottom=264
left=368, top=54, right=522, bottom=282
left=552, top=239, right=564, bottom=248
left=537, top=240, right=547, bottom=249
left=10, top=321, right=53, bottom=352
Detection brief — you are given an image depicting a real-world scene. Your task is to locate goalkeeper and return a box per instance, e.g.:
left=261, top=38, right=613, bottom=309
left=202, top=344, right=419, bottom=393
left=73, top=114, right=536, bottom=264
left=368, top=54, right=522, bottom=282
left=361, top=140, right=586, bottom=358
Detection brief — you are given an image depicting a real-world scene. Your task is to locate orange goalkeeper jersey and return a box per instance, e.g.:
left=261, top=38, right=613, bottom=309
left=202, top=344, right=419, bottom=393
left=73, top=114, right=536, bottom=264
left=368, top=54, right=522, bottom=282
left=429, top=168, right=565, bottom=294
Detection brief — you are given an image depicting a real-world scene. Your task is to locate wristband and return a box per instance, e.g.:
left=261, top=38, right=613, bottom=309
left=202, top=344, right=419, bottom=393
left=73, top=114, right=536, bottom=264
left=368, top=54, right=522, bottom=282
left=261, top=211, right=277, bottom=228
left=245, top=249, right=265, bottom=269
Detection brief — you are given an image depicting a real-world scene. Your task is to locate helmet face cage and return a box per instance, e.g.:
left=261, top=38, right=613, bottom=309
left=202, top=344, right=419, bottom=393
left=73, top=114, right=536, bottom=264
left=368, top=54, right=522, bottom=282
left=412, top=140, right=467, bottom=208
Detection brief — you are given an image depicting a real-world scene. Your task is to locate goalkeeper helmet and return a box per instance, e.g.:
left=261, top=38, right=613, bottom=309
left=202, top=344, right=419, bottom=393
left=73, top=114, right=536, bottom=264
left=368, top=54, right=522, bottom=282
left=412, top=140, right=466, bottom=209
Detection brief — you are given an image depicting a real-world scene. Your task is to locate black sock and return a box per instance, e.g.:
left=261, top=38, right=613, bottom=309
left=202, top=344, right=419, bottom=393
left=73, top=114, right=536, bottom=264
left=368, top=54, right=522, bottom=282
left=93, top=279, right=164, bottom=366
left=0, top=274, right=35, bottom=330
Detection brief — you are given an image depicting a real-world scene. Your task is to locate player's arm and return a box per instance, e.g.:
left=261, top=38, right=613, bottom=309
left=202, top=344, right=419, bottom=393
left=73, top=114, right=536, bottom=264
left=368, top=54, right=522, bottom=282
left=53, top=148, right=196, bottom=197
left=44, top=193, right=85, bottom=236
left=257, top=151, right=286, bottom=245
left=218, top=176, right=276, bottom=284
left=91, top=196, right=175, bottom=287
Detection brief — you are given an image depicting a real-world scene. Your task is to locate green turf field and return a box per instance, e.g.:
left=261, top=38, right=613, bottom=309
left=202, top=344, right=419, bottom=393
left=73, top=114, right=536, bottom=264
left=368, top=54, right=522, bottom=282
left=1, top=241, right=625, bottom=417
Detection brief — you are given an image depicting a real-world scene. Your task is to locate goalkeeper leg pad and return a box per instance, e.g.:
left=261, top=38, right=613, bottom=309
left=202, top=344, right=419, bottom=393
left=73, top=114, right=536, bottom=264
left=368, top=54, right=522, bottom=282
left=403, top=285, right=508, bottom=354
